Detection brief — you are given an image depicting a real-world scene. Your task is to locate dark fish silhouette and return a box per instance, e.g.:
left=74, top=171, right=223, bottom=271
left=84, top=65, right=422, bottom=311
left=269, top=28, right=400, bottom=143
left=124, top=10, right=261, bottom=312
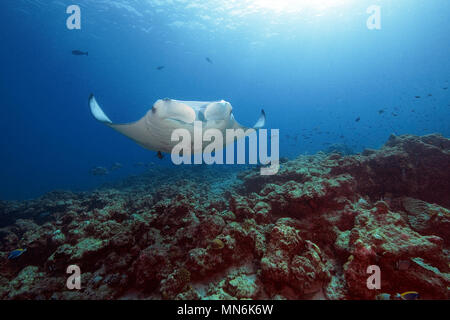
left=355, top=117, right=361, bottom=122
left=205, top=57, right=213, bottom=64
left=133, top=162, right=145, bottom=167
left=156, top=66, right=165, bottom=70
left=415, top=96, right=421, bottom=99
left=110, top=162, right=123, bottom=171
left=72, top=50, right=88, bottom=56
left=90, top=167, right=108, bottom=176
left=378, top=109, right=385, bottom=115
left=156, top=151, right=164, bottom=160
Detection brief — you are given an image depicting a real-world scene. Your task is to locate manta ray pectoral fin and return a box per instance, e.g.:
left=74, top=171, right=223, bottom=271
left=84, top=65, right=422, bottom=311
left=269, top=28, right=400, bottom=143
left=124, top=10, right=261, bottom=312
left=225, top=109, right=266, bottom=146
left=89, top=94, right=112, bottom=124
left=253, top=109, right=266, bottom=129
left=89, top=94, right=160, bottom=150
left=229, top=109, right=266, bottom=135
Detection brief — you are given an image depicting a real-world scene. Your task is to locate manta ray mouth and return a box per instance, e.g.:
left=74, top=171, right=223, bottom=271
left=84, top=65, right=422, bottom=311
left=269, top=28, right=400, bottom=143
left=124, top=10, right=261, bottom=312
left=165, top=118, right=195, bottom=125
left=165, top=117, right=226, bottom=125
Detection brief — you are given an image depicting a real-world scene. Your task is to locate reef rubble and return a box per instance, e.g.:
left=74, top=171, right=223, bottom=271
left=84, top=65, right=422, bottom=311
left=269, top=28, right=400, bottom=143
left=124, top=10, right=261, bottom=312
left=0, top=134, right=449, bottom=300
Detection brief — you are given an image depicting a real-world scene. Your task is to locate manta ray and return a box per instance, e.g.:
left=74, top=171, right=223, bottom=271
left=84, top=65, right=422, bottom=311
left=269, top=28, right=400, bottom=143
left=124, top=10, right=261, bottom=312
left=89, top=94, right=266, bottom=154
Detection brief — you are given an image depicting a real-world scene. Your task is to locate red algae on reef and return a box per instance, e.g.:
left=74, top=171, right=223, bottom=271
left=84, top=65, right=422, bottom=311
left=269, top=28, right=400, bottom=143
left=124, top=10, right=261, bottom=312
left=0, top=134, right=449, bottom=300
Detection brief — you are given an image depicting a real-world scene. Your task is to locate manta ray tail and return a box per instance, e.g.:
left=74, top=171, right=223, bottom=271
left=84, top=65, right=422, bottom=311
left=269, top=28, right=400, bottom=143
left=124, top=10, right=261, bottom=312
left=253, top=109, right=266, bottom=129
left=89, top=94, right=112, bottom=124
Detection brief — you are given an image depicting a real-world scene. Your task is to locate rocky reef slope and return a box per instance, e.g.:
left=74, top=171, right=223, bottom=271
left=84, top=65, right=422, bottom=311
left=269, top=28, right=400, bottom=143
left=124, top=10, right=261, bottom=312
left=0, top=134, right=449, bottom=300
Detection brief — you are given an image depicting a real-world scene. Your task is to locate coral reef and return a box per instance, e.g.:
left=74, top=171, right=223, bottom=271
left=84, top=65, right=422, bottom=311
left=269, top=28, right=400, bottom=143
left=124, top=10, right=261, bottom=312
left=0, top=134, right=449, bottom=300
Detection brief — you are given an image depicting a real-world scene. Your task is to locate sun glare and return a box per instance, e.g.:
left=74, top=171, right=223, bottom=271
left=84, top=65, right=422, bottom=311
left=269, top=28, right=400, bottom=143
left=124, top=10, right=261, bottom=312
left=248, top=0, right=354, bottom=13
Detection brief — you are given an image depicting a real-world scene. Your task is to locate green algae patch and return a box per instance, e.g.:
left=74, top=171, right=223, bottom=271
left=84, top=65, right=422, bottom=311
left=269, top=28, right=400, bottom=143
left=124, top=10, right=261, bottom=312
left=71, top=238, right=108, bottom=260
left=7, top=266, right=45, bottom=299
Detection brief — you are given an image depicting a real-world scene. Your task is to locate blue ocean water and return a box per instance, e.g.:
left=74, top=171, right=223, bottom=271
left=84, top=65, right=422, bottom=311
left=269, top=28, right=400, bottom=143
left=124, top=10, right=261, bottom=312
left=0, top=0, right=449, bottom=200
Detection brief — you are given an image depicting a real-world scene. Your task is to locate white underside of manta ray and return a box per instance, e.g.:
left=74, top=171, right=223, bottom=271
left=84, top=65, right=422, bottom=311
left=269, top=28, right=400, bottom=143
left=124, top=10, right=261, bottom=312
left=89, top=94, right=266, bottom=155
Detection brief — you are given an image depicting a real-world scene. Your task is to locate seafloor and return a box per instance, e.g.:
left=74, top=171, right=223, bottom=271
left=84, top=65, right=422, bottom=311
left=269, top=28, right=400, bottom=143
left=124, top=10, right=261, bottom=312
left=0, top=134, right=449, bottom=300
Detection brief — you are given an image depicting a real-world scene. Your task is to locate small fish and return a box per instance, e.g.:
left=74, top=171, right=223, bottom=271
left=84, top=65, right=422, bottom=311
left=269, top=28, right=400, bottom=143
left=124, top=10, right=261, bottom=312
left=378, top=109, right=385, bottom=115
left=391, top=112, right=398, bottom=117
left=156, top=151, right=164, bottom=160
left=133, top=162, right=145, bottom=167
left=279, top=157, right=289, bottom=164
left=376, top=293, right=391, bottom=300
left=355, top=117, right=360, bottom=122
left=72, top=50, right=88, bottom=56
left=443, top=87, right=448, bottom=90
left=397, top=291, right=420, bottom=300
left=8, top=249, right=27, bottom=260
left=427, top=93, right=432, bottom=97
left=156, top=66, right=165, bottom=70
left=205, top=57, right=213, bottom=64
left=395, top=259, right=411, bottom=271
left=39, top=211, right=51, bottom=218
left=90, top=166, right=109, bottom=176
left=415, top=96, right=421, bottom=99
left=110, top=162, right=123, bottom=171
